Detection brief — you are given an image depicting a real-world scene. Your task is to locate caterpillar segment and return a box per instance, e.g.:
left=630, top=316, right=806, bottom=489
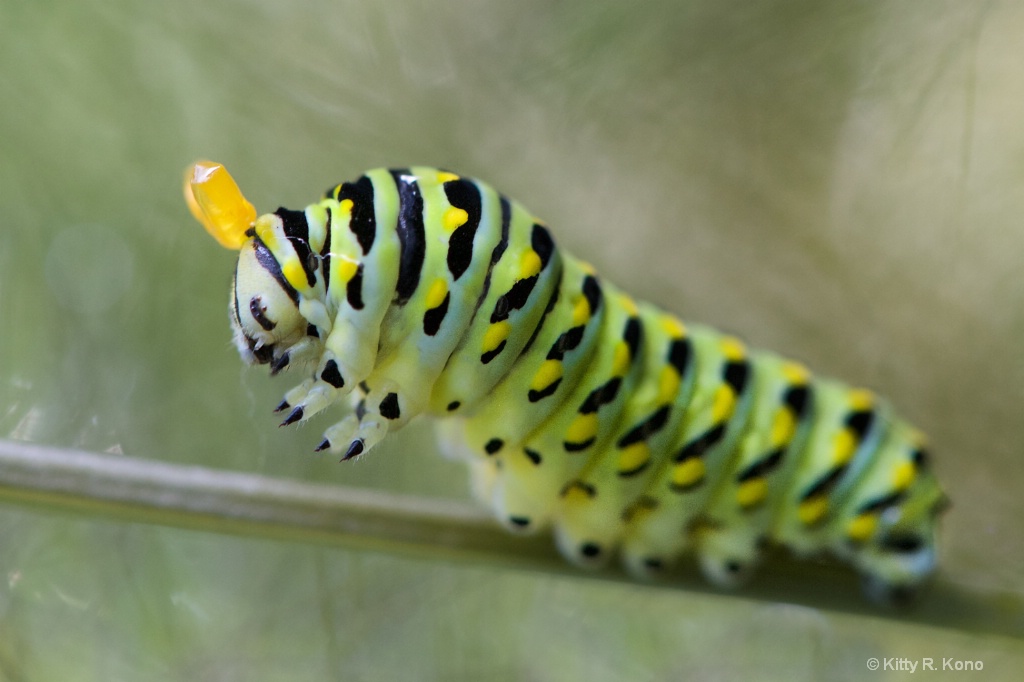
left=187, top=161, right=948, bottom=602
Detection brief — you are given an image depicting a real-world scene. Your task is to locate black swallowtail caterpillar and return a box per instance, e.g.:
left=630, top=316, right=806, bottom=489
left=185, top=161, right=947, bottom=602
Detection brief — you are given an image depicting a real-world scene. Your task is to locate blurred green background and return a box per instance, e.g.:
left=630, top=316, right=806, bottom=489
left=2, top=0, right=1023, bottom=679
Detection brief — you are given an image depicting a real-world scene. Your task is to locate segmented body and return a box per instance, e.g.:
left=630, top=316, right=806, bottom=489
left=192, top=164, right=947, bottom=600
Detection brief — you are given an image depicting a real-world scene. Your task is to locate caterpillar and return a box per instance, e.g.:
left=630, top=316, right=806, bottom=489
left=185, top=161, right=948, bottom=603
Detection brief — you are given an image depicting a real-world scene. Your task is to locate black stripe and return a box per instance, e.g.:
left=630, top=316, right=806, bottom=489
left=736, top=448, right=785, bottom=482
left=581, top=275, right=602, bottom=315
left=443, top=179, right=482, bottom=280
left=275, top=208, right=317, bottom=288
left=723, top=360, right=749, bottom=394
left=857, top=490, right=906, bottom=515
left=520, top=270, right=562, bottom=356
left=580, top=385, right=605, bottom=414
left=560, top=480, right=596, bottom=498
left=531, top=223, right=555, bottom=266
left=619, top=460, right=650, bottom=478
left=481, top=340, right=507, bottom=365
left=673, top=424, right=726, bottom=462
left=523, top=448, right=543, bottom=465
left=320, top=206, right=332, bottom=293
left=484, top=438, right=503, bottom=455
left=390, top=170, right=426, bottom=305
left=616, top=406, right=671, bottom=448
left=231, top=271, right=242, bottom=326
left=491, top=275, right=539, bottom=323
left=547, top=326, right=584, bottom=361
left=494, top=197, right=512, bottom=265
left=252, top=238, right=299, bottom=303
left=579, top=376, right=623, bottom=414
left=528, top=380, right=561, bottom=403
left=346, top=264, right=365, bottom=310
left=845, top=409, right=875, bottom=439
left=564, top=438, right=596, bottom=452
left=338, top=175, right=376, bottom=254
left=880, top=533, right=924, bottom=553
left=624, top=317, right=643, bottom=358
left=784, top=385, right=811, bottom=419
left=800, top=465, right=846, bottom=501
left=472, top=196, right=512, bottom=323
left=423, top=292, right=450, bottom=336
left=668, top=338, right=690, bottom=374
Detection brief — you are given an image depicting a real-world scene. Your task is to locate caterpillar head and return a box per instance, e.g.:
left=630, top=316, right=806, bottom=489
left=185, top=161, right=307, bottom=365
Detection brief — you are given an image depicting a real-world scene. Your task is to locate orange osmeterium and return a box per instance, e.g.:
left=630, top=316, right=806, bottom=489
left=184, top=161, right=256, bottom=250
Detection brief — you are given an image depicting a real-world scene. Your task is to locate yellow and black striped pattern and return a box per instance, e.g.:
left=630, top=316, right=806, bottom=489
left=189, top=163, right=948, bottom=603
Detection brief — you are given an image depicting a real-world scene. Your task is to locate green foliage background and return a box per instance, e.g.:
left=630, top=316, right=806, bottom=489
left=1, top=0, right=1022, bottom=679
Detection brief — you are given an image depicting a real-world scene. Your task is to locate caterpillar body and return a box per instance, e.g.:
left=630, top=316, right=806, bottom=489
left=185, top=161, right=947, bottom=602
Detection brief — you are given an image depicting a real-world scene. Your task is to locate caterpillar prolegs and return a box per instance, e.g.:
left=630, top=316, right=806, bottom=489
left=186, top=161, right=947, bottom=602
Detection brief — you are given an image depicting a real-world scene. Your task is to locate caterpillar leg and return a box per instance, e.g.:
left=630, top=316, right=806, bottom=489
left=268, top=336, right=322, bottom=376
left=553, top=479, right=623, bottom=568
left=317, top=378, right=424, bottom=458
left=620, top=498, right=693, bottom=578
left=692, top=522, right=764, bottom=589
left=433, top=418, right=477, bottom=463
left=852, top=524, right=939, bottom=606
left=275, top=348, right=359, bottom=426
left=491, top=446, right=564, bottom=533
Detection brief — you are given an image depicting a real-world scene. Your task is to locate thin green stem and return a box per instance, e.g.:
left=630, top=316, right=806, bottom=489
left=0, top=438, right=1020, bottom=639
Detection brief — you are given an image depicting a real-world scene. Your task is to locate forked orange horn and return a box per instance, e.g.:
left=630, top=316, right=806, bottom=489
left=184, top=160, right=256, bottom=250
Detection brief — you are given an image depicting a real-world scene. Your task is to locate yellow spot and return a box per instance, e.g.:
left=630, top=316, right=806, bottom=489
left=531, top=359, right=563, bottom=392
left=848, top=388, right=874, bottom=411
left=660, top=316, right=686, bottom=338
left=425, top=278, right=449, bottom=309
left=711, top=385, right=737, bottom=423
left=611, top=341, right=631, bottom=376
left=520, top=250, right=542, bottom=279
left=619, top=295, right=639, bottom=316
left=831, top=428, right=857, bottom=466
left=566, top=413, right=599, bottom=445
left=781, top=361, right=810, bottom=385
left=282, top=259, right=307, bottom=290
left=437, top=171, right=460, bottom=183
left=892, top=460, right=916, bottom=491
left=339, top=198, right=354, bottom=213
left=624, top=499, right=656, bottom=523
left=578, top=260, right=596, bottom=275
left=336, top=257, right=360, bottom=284
left=254, top=214, right=281, bottom=250
left=657, top=366, right=681, bottom=403
left=618, top=443, right=650, bottom=473
left=672, top=458, right=706, bottom=489
left=847, top=513, right=878, bottom=542
left=184, top=160, right=256, bottom=250
left=736, top=478, right=768, bottom=508
left=798, top=496, right=829, bottom=525
left=443, top=206, right=468, bottom=232
left=721, top=336, right=747, bottom=361
left=482, top=321, right=511, bottom=353
left=770, top=407, right=797, bottom=447
left=571, top=296, right=591, bottom=326
left=562, top=484, right=592, bottom=504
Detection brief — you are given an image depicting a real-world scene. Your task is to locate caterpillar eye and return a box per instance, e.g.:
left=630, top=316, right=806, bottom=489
left=249, top=296, right=277, bottom=331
